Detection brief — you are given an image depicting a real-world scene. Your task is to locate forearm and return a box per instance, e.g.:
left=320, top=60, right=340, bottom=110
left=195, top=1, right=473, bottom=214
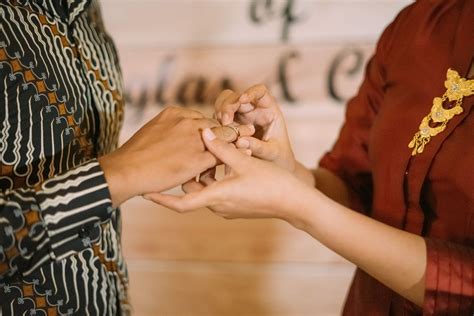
left=313, top=167, right=351, bottom=208
left=288, top=187, right=426, bottom=306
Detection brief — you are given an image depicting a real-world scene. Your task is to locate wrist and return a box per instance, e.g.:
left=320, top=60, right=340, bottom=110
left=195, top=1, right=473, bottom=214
left=294, top=162, right=316, bottom=187
left=280, top=182, right=323, bottom=230
left=98, top=150, right=136, bottom=207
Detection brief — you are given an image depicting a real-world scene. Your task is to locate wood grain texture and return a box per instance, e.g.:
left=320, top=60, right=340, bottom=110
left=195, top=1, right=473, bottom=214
left=122, top=198, right=347, bottom=263
left=126, top=259, right=354, bottom=316
left=117, top=44, right=374, bottom=111
left=101, top=0, right=411, bottom=48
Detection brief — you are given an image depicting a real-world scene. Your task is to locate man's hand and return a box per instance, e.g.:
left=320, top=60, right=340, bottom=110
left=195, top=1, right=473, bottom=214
left=99, top=106, right=253, bottom=207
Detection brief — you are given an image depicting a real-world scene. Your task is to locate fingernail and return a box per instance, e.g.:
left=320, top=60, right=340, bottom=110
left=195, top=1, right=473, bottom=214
left=216, top=112, right=222, bottom=121
left=237, top=138, right=250, bottom=148
left=203, top=128, right=216, bottom=141
left=222, top=113, right=230, bottom=125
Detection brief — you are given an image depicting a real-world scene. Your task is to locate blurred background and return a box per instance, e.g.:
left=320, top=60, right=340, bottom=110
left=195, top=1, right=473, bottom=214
left=100, top=1, right=411, bottom=315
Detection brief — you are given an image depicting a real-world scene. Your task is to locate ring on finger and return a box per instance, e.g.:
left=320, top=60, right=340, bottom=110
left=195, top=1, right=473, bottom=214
left=226, top=125, right=240, bottom=139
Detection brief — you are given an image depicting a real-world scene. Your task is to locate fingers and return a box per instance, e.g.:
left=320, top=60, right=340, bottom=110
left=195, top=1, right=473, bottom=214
left=237, top=102, right=255, bottom=114
left=182, top=179, right=204, bottom=193
left=181, top=108, right=206, bottom=119
left=239, top=84, right=275, bottom=109
left=211, top=124, right=255, bottom=143
left=202, top=128, right=249, bottom=170
left=199, top=168, right=216, bottom=186
left=194, top=118, right=220, bottom=130
left=182, top=167, right=215, bottom=196
left=211, top=126, right=238, bottom=143
left=236, top=137, right=278, bottom=161
left=237, top=124, right=256, bottom=137
left=161, top=107, right=219, bottom=132
left=144, top=188, right=215, bottom=213
left=215, top=90, right=241, bottom=125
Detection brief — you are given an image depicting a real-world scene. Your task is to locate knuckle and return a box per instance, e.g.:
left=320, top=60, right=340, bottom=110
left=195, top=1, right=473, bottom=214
left=203, top=118, right=219, bottom=128
left=178, top=117, right=194, bottom=129
left=162, top=105, right=180, bottom=117
left=222, top=89, right=235, bottom=96
left=166, top=105, right=180, bottom=112
left=253, top=84, right=267, bottom=92
left=208, top=118, right=220, bottom=126
left=188, top=109, right=205, bottom=118
left=216, top=90, right=234, bottom=105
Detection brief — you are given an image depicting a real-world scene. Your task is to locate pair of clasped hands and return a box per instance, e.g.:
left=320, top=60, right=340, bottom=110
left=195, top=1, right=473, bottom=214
left=99, top=84, right=312, bottom=225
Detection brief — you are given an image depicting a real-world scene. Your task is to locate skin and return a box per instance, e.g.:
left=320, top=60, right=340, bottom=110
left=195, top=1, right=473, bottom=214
left=144, top=86, right=427, bottom=307
left=98, top=106, right=254, bottom=207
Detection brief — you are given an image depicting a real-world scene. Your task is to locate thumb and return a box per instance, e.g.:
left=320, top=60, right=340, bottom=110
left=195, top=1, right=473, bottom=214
left=236, top=137, right=278, bottom=161
left=202, top=128, right=247, bottom=170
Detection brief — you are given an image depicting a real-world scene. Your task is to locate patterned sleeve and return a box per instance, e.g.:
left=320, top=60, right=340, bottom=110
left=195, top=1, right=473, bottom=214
left=0, top=159, right=114, bottom=281
left=423, top=239, right=474, bottom=315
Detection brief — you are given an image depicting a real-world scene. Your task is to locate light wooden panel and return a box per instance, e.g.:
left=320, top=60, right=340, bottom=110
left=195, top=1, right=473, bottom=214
left=122, top=197, right=348, bottom=263
left=101, top=0, right=411, bottom=48
left=117, top=44, right=373, bottom=113
left=126, top=259, right=354, bottom=316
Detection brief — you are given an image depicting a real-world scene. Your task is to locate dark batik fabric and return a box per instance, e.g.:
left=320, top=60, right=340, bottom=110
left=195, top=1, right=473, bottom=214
left=0, top=0, right=129, bottom=314
left=320, top=0, right=474, bottom=315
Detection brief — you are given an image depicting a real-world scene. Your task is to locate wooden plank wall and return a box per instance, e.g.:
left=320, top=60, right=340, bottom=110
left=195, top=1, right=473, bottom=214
left=100, top=1, right=412, bottom=315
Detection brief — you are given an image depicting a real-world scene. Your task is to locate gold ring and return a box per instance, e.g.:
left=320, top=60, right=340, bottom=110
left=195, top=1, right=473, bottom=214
left=226, top=125, right=240, bottom=139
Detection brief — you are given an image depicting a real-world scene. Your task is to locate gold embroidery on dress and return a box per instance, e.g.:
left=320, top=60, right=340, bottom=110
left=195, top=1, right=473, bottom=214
left=408, top=69, right=474, bottom=156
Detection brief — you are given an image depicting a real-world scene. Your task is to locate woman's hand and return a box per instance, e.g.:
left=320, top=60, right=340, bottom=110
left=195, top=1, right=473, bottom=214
left=99, top=106, right=254, bottom=207
left=143, top=128, right=310, bottom=223
left=145, top=127, right=428, bottom=307
left=144, top=128, right=428, bottom=308
left=215, top=85, right=297, bottom=173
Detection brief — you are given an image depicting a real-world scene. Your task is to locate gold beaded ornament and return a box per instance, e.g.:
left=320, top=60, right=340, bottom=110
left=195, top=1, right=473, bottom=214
left=408, top=69, right=474, bottom=156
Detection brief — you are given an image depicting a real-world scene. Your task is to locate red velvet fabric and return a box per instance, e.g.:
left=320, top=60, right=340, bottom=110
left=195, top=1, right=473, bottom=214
left=319, top=1, right=474, bottom=314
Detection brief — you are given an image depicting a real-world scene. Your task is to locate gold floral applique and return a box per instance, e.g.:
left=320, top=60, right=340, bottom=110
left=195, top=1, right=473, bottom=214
left=408, top=69, right=474, bottom=156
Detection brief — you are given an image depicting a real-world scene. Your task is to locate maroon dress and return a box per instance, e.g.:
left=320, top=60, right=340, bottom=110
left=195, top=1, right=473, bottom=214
left=319, top=0, right=474, bottom=315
